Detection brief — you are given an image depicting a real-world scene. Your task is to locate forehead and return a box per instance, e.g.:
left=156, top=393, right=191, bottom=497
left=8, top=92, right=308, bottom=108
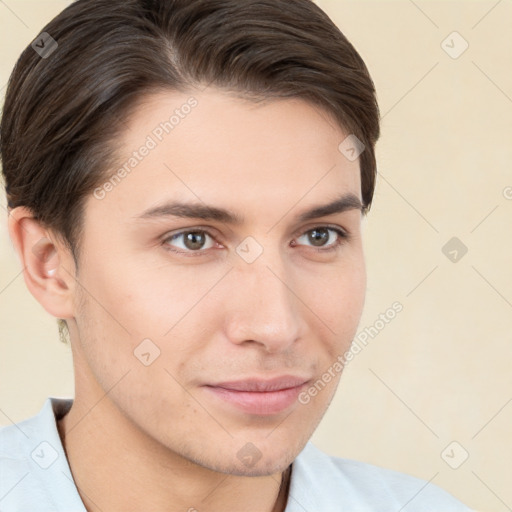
left=87, top=87, right=362, bottom=223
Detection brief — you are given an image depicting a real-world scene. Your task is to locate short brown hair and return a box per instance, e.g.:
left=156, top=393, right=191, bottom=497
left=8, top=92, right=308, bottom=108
left=1, top=0, right=380, bottom=338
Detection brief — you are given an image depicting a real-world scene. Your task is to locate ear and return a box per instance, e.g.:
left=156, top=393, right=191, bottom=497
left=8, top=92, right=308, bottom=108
left=7, top=206, right=76, bottom=320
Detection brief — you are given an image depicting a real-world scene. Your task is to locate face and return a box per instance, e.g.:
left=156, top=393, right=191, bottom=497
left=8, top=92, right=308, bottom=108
left=67, top=87, right=366, bottom=476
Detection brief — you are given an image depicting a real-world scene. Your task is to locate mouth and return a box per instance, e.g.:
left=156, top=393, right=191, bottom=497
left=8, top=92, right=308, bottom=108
left=202, top=375, right=311, bottom=416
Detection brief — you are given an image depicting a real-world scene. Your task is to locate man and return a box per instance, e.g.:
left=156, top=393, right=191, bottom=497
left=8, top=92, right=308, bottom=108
left=0, top=0, right=473, bottom=510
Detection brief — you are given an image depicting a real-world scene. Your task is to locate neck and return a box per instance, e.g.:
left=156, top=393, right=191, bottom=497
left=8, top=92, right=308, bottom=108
left=57, top=395, right=290, bottom=512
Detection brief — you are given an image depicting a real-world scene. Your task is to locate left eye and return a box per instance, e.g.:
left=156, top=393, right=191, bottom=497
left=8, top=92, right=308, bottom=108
left=294, top=227, right=347, bottom=251
left=162, top=226, right=348, bottom=255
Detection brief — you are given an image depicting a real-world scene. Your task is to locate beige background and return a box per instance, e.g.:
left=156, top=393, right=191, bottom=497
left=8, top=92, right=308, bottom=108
left=1, top=1, right=511, bottom=510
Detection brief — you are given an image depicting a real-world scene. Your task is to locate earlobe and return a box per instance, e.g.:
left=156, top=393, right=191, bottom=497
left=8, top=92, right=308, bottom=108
left=7, top=206, right=76, bottom=320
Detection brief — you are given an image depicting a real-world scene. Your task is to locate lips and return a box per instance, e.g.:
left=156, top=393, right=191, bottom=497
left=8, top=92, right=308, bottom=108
left=210, top=375, right=309, bottom=392
left=202, top=375, right=310, bottom=415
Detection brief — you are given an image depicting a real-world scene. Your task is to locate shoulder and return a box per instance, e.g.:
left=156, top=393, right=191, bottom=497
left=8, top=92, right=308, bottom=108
left=0, top=397, right=70, bottom=462
left=0, top=397, right=83, bottom=511
left=0, top=401, right=50, bottom=507
left=287, top=442, right=474, bottom=512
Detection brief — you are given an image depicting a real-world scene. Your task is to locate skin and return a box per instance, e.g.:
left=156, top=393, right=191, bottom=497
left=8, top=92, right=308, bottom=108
left=8, top=87, right=367, bottom=511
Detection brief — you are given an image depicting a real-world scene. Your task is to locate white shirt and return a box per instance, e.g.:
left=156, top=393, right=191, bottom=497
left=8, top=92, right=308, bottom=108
left=0, top=397, right=474, bottom=511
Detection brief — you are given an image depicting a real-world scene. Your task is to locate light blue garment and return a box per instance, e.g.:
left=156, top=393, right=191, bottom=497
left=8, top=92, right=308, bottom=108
left=0, top=397, right=474, bottom=511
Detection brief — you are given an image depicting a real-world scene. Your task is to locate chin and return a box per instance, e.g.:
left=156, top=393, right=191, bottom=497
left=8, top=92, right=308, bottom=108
left=182, top=440, right=300, bottom=477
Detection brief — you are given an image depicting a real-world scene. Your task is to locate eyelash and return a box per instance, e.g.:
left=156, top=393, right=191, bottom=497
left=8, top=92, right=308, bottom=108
left=161, top=226, right=350, bottom=257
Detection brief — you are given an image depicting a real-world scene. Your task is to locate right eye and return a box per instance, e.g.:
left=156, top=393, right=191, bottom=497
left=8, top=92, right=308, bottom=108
left=161, top=229, right=219, bottom=256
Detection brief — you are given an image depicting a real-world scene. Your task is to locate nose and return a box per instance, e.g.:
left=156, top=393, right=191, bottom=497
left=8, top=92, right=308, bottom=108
left=222, top=252, right=304, bottom=353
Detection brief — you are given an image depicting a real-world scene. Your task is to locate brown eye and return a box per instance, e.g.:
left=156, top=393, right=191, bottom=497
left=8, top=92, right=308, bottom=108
left=307, top=228, right=330, bottom=247
left=163, top=230, right=216, bottom=253
left=295, top=226, right=348, bottom=252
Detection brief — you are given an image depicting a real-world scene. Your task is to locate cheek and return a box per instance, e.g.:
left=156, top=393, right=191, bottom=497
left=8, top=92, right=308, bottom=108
left=79, top=248, right=205, bottom=341
left=298, top=254, right=366, bottom=339
left=73, top=277, right=192, bottom=417
left=74, top=253, right=217, bottom=387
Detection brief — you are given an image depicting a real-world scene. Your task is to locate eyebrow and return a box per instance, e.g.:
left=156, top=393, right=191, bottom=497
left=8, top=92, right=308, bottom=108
left=134, top=192, right=364, bottom=225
